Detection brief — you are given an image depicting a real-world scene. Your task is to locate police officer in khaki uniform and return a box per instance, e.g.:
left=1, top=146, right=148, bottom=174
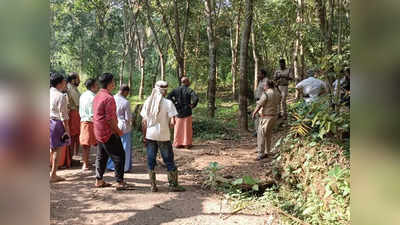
left=251, top=80, right=281, bottom=161
left=253, top=69, right=269, bottom=137
left=273, top=59, right=293, bottom=119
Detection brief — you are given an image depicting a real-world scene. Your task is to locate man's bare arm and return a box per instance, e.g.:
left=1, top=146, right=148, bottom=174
left=107, top=119, right=123, bottom=136
left=62, top=120, right=70, bottom=135
left=251, top=105, right=262, bottom=120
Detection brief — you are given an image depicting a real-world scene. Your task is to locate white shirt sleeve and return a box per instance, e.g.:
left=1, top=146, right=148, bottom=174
left=167, top=100, right=178, bottom=118
left=59, top=94, right=69, bottom=121
left=296, top=80, right=304, bottom=89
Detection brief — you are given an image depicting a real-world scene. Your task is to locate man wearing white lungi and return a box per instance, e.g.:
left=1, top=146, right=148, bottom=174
left=107, top=84, right=132, bottom=172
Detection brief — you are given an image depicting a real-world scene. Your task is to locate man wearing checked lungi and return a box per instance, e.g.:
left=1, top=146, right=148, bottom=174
left=49, top=72, right=70, bottom=182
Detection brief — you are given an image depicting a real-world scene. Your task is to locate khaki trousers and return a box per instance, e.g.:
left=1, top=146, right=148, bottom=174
left=257, top=116, right=277, bottom=157
left=254, top=114, right=260, bottom=133
left=278, top=85, right=288, bottom=116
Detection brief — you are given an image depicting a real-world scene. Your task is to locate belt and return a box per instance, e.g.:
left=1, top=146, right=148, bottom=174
left=260, top=114, right=277, bottom=118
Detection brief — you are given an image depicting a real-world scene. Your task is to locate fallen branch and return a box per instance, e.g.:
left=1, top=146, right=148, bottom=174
left=222, top=201, right=249, bottom=220
left=271, top=205, right=311, bottom=225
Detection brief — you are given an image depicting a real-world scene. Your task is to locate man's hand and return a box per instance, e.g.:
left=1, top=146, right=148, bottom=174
left=143, top=137, right=147, bottom=146
left=251, top=111, right=257, bottom=120
left=169, top=117, right=176, bottom=129
left=117, top=129, right=124, bottom=137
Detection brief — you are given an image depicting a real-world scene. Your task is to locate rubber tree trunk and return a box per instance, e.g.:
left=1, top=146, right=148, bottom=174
left=238, top=0, right=254, bottom=132
left=138, top=54, right=145, bottom=100
left=129, top=52, right=134, bottom=96
left=205, top=0, right=217, bottom=118
left=251, top=25, right=259, bottom=94
left=160, top=53, right=165, bottom=81
left=230, top=12, right=240, bottom=101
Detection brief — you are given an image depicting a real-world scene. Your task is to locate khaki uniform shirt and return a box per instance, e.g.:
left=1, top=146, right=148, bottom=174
left=255, top=77, right=269, bottom=100
left=67, top=83, right=80, bottom=110
left=274, top=68, right=292, bottom=86
left=257, top=88, right=281, bottom=116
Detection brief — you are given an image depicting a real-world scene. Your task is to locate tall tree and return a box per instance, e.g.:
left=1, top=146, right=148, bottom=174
left=315, top=0, right=332, bottom=53
left=229, top=0, right=242, bottom=100
left=155, top=0, right=190, bottom=82
left=131, top=9, right=146, bottom=100
left=205, top=0, right=217, bottom=117
left=251, top=23, right=260, bottom=93
left=91, top=0, right=111, bottom=76
left=293, top=0, right=305, bottom=96
left=144, top=0, right=166, bottom=80
left=238, top=0, right=253, bottom=132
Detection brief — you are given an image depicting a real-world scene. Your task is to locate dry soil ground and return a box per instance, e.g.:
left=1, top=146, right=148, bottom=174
left=50, top=128, right=287, bottom=225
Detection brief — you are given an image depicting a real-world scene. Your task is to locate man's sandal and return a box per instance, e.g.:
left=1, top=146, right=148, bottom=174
left=95, top=182, right=112, bottom=188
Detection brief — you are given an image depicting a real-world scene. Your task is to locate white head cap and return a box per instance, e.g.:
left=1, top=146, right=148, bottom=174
left=155, top=80, right=168, bottom=88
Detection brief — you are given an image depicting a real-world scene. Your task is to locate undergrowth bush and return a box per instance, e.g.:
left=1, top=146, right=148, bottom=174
left=288, top=96, right=350, bottom=141
left=203, top=97, right=351, bottom=225
left=265, top=133, right=350, bottom=224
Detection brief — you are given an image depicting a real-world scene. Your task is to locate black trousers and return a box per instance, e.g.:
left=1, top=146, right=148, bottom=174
left=96, top=134, right=125, bottom=183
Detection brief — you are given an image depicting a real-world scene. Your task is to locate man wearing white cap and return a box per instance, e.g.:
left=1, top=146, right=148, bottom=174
left=140, top=81, right=185, bottom=192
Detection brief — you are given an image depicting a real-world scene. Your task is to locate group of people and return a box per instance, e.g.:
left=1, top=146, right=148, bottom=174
left=50, top=59, right=349, bottom=189
left=49, top=72, right=199, bottom=192
left=252, top=59, right=350, bottom=160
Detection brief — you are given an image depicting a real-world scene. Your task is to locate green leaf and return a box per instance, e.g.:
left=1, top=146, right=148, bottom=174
left=243, top=175, right=258, bottom=185
left=309, top=142, right=317, bottom=147
left=232, top=178, right=243, bottom=185
left=252, top=184, right=259, bottom=191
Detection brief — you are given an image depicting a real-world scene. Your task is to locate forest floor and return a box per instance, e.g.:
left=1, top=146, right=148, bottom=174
left=50, top=120, right=289, bottom=225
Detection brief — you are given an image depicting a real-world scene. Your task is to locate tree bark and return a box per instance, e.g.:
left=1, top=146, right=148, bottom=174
left=137, top=40, right=145, bottom=100
left=131, top=7, right=145, bottom=100
left=338, top=0, right=343, bottom=55
left=231, top=4, right=241, bottom=101
left=238, top=0, right=254, bottom=132
left=294, top=0, right=305, bottom=99
left=315, top=0, right=332, bottom=53
left=251, top=25, right=259, bottom=94
left=205, top=0, right=217, bottom=118
left=144, top=0, right=165, bottom=80
left=155, top=0, right=189, bottom=83
left=129, top=51, right=134, bottom=96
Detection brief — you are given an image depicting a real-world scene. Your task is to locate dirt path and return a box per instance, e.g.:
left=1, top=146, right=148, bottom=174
left=50, top=131, right=286, bottom=225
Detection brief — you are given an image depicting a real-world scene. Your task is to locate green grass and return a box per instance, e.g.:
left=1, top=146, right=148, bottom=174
left=192, top=92, right=242, bottom=141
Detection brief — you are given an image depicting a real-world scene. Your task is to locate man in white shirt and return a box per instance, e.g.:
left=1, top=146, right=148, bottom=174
left=49, top=72, right=70, bottom=182
left=107, top=84, right=133, bottom=172
left=79, top=78, right=98, bottom=171
left=296, top=70, right=328, bottom=103
left=141, top=81, right=185, bottom=192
